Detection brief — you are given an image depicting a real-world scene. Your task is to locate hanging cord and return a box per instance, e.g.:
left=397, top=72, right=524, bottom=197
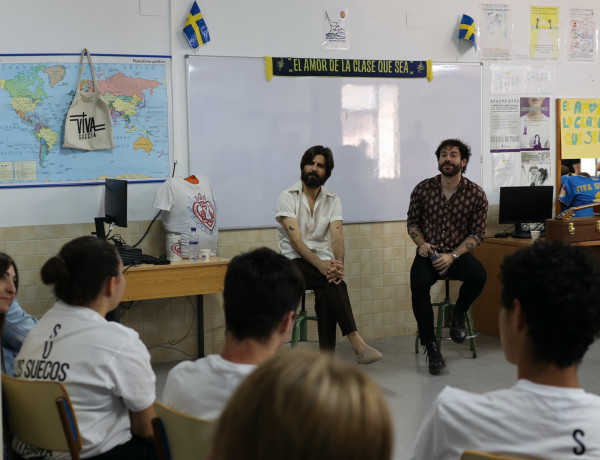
left=132, top=161, right=178, bottom=248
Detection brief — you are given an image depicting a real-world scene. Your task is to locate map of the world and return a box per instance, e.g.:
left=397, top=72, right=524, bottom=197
left=0, top=54, right=171, bottom=185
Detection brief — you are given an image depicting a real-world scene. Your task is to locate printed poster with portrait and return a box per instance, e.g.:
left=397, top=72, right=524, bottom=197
left=520, top=97, right=550, bottom=150
left=490, top=96, right=553, bottom=190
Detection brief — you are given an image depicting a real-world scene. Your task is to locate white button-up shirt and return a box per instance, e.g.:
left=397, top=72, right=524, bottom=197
left=276, top=181, right=343, bottom=261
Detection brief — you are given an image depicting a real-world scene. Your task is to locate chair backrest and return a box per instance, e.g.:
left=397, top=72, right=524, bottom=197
left=2, top=374, right=82, bottom=459
left=152, top=401, right=215, bottom=460
left=461, top=451, right=529, bottom=460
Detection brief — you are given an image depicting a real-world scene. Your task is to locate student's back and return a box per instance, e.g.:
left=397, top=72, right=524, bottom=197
left=161, top=247, right=304, bottom=420
left=412, top=240, right=600, bottom=459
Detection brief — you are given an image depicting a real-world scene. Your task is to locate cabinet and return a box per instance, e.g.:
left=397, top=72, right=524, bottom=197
left=472, top=237, right=600, bottom=336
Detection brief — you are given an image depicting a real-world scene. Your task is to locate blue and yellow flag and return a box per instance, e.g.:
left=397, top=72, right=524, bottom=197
left=183, top=2, right=210, bottom=49
left=458, top=14, right=476, bottom=47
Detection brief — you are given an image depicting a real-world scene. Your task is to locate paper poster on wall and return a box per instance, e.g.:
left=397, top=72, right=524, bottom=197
left=492, top=151, right=520, bottom=189
left=530, top=6, right=559, bottom=60
left=490, top=97, right=520, bottom=150
left=479, top=3, right=512, bottom=60
left=567, top=8, right=597, bottom=62
left=323, top=7, right=349, bottom=50
left=559, top=98, right=600, bottom=159
left=490, top=96, right=553, bottom=191
left=522, top=65, right=556, bottom=94
left=520, top=151, right=551, bottom=186
left=490, top=65, right=523, bottom=94
left=520, top=97, right=550, bottom=149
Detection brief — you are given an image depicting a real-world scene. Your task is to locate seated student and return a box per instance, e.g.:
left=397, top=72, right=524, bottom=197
left=210, top=348, right=393, bottom=460
left=162, top=247, right=304, bottom=420
left=14, top=236, right=157, bottom=460
left=412, top=240, right=600, bottom=459
left=0, top=253, right=21, bottom=374
left=558, top=173, right=600, bottom=217
left=2, top=299, right=37, bottom=377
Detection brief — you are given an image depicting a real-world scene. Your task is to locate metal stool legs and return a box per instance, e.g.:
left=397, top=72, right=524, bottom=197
left=414, top=278, right=477, bottom=358
left=290, top=291, right=318, bottom=347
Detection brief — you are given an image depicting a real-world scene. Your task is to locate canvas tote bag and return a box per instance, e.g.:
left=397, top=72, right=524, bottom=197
left=63, top=48, right=114, bottom=150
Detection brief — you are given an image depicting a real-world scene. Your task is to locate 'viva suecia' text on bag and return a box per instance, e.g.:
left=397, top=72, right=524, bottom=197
left=63, top=48, right=114, bottom=151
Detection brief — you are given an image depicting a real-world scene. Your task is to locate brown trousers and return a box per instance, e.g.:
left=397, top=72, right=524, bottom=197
left=292, top=258, right=357, bottom=350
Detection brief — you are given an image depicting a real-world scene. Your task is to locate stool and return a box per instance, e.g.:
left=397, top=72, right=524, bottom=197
left=414, top=277, right=478, bottom=358
left=290, top=290, right=319, bottom=347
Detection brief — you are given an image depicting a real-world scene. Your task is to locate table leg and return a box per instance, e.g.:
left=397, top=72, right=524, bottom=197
left=197, top=294, right=205, bottom=357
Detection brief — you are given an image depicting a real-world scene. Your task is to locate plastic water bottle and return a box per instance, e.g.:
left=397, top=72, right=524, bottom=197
left=429, top=251, right=448, bottom=277
left=189, top=227, right=199, bottom=262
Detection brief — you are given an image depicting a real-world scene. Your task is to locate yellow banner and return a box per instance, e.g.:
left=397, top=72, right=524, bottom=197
left=559, top=98, right=600, bottom=158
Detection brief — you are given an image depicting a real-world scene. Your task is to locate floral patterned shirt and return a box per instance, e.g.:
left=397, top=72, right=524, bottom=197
left=407, top=175, right=488, bottom=253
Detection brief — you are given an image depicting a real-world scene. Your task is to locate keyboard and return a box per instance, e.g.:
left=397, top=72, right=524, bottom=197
left=141, top=254, right=171, bottom=265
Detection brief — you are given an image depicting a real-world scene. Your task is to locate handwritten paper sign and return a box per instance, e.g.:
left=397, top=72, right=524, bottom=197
left=559, top=98, right=600, bottom=158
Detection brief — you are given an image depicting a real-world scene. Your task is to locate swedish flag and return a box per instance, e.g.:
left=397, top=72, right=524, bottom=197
left=183, top=2, right=211, bottom=49
left=458, top=14, right=476, bottom=47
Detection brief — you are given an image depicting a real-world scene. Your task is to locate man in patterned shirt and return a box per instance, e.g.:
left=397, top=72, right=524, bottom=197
left=407, top=139, right=488, bottom=375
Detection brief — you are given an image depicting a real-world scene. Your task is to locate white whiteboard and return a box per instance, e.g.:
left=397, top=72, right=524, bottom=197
left=188, top=56, right=481, bottom=229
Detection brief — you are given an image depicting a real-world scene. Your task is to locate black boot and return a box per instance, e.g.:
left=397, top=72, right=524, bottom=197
left=450, top=309, right=467, bottom=344
left=424, top=341, right=446, bottom=375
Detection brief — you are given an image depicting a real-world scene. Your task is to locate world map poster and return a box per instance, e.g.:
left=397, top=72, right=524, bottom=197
left=0, top=54, right=171, bottom=186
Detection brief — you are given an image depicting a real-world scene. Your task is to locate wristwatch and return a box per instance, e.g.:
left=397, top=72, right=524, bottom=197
left=452, top=252, right=460, bottom=261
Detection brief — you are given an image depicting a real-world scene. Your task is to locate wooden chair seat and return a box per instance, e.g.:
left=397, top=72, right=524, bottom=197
left=2, top=374, right=82, bottom=459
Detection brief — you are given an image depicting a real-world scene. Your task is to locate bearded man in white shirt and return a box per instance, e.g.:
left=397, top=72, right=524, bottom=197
left=276, top=145, right=382, bottom=364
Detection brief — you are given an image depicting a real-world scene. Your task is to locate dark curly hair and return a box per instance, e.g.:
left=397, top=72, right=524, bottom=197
left=500, top=240, right=600, bottom=368
left=434, top=139, right=472, bottom=174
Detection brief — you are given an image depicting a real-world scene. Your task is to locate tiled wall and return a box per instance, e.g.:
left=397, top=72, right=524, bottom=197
left=0, top=205, right=502, bottom=363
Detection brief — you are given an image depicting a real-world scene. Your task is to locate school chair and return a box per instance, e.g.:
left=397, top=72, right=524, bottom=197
left=290, top=290, right=319, bottom=347
left=152, top=401, right=215, bottom=460
left=414, top=276, right=478, bottom=358
left=2, top=374, right=82, bottom=460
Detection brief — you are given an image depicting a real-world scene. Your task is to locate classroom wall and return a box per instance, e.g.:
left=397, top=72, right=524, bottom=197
left=1, top=0, right=597, bottom=361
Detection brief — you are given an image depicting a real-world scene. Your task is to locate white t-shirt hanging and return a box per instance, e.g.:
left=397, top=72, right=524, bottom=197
left=153, top=176, right=218, bottom=257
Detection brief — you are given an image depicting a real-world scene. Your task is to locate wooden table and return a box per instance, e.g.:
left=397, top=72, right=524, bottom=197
left=122, top=257, right=229, bottom=356
left=472, top=237, right=600, bottom=336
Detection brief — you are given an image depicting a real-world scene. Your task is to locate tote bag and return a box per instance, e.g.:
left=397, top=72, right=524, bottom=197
left=63, top=49, right=114, bottom=151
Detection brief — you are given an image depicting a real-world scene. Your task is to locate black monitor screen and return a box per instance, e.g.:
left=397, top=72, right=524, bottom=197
left=498, top=186, right=553, bottom=232
left=105, top=179, right=128, bottom=228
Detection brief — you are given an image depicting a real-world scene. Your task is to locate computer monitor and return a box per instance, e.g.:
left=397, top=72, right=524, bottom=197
left=498, top=185, right=554, bottom=235
left=105, top=179, right=128, bottom=228
left=93, top=179, right=128, bottom=239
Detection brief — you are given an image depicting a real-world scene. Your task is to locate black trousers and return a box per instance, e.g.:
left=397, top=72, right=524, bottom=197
left=410, top=251, right=487, bottom=345
left=87, top=437, right=157, bottom=460
left=292, top=258, right=357, bottom=351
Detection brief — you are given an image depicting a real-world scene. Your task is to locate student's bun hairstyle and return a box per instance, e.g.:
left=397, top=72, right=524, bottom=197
left=42, top=236, right=121, bottom=306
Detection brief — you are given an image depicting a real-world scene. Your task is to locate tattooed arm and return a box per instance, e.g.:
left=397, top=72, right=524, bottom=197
left=408, top=225, right=434, bottom=257
left=452, top=237, right=479, bottom=257
left=281, top=216, right=341, bottom=282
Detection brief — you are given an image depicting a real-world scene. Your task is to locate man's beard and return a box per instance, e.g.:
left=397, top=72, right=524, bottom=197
left=301, top=171, right=325, bottom=188
left=438, top=162, right=462, bottom=177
